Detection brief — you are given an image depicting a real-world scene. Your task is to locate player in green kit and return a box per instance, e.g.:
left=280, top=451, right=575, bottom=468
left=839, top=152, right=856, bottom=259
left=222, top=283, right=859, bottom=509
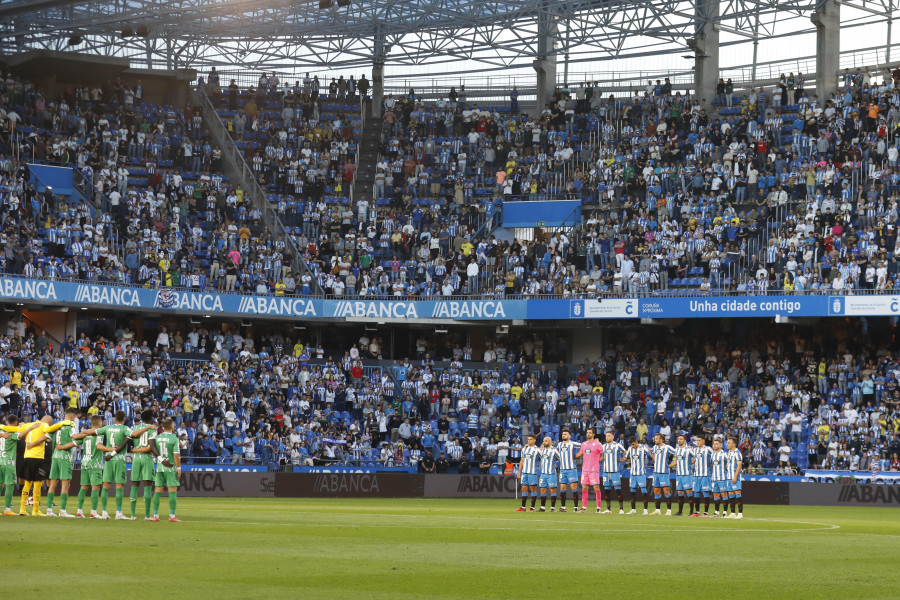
left=73, top=416, right=105, bottom=518
left=45, top=409, right=93, bottom=518
left=149, top=418, right=182, bottom=522
left=97, top=410, right=154, bottom=520
left=129, top=410, right=158, bottom=521
left=0, top=417, right=39, bottom=515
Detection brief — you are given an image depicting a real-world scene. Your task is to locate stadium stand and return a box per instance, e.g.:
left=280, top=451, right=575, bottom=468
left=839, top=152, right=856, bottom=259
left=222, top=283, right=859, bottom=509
left=0, top=63, right=900, bottom=478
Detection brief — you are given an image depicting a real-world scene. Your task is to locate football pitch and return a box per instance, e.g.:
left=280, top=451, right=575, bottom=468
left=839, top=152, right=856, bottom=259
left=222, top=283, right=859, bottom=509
left=3, top=498, right=899, bottom=599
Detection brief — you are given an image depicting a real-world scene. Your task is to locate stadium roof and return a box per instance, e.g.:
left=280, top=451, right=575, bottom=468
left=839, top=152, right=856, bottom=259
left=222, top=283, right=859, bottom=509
left=0, top=0, right=883, bottom=75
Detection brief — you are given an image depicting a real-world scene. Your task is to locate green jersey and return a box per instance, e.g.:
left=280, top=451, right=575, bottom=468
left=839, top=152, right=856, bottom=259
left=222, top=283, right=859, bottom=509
left=51, top=425, right=74, bottom=461
left=154, top=432, right=180, bottom=473
left=0, top=433, right=18, bottom=466
left=76, top=435, right=104, bottom=469
left=97, top=424, right=132, bottom=462
left=132, top=426, right=158, bottom=463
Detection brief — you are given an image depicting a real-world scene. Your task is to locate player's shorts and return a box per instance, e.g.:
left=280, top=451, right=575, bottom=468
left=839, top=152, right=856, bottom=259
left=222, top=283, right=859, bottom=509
left=581, top=471, right=600, bottom=486
left=521, top=473, right=539, bottom=487
left=539, top=473, right=558, bottom=489
left=728, top=479, right=743, bottom=493
left=675, top=475, right=693, bottom=491
left=21, top=457, right=48, bottom=481
left=711, top=480, right=729, bottom=494
left=651, top=473, right=671, bottom=488
left=49, top=458, right=73, bottom=481
left=558, top=469, right=578, bottom=485
left=692, top=476, right=711, bottom=494
left=131, top=458, right=156, bottom=482
left=0, top=463, right=15, bottom=485
left=102, top=460, right=128, bottom=485
left=154, top=471, right=180, bottom=488
left=602, top=472, right=621, bottom=488
left=629, top=474, right=648, bottom=491
left=81, top=467, right=103, bottom=486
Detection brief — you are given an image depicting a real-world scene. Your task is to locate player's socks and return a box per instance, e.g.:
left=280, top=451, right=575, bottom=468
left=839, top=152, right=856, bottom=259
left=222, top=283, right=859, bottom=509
left=714, top=500, right=720, bottom=513
left=581, top=488, right=588, bottom=508
left=145, top=486, right=153, bottom=519
left=100, top=488, right=109, bottom=514
left=115, top=487, right=124, bottom=513
left=90, top=489, right=100, bottom=512
left=540, top=496, right=546, bottom=509
left=573, top=491, right=579, bottom=509
left=20, top=481, right=32, bottom=514
left=168, top=491, right=177, bottom=516
left=77, top=488, right=86, bottom=511
left=559, top=492, right=566, bottom=508
left=130, top=486, right=140, bottom=518
left=704, top=499, right=710, bottom=514
left=32, top=485, right=42, bottom=514
left=530, top=494, right=536, bottom=508
left=738, top=499, right=743, bottom=515
left=630, top=499, right=636, bottom=510
left=655, top=499, right=660, bottom=510
left=152, top=491, right=161, bottom=515
left=677, top=497, right=684, bottom=515
left=665, top=493, right=672, bottom=510
left=616, top=489, right=623, bottom=511
left=4, top=484, right=13, bottom=509
left=521, top=496, right=527, bottom=509
left=61, top=493, right=68, bottom=511
left=550, top=496, right=556, bottom=509
left=47, top=492, right=55, bottom=511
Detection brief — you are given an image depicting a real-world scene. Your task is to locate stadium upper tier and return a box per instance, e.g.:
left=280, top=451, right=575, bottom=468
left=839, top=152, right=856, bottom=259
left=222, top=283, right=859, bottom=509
left=1, top=68, right=900, bottom=309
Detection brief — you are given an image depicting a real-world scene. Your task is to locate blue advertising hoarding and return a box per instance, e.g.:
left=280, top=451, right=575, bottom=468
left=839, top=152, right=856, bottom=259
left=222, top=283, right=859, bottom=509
left=2, top=277, right=900, bottom=322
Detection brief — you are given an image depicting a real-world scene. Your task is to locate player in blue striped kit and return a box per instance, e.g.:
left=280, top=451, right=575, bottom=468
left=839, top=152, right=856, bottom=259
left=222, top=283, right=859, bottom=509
left=691, top=436, right=713, bottom=517
left=516, top=435, right=540, bottom=512
left=672, top=434, right=693, bottom=516
left=725, top=437, right=744, bottom=519
left=555, top=430, right=580, bottom=512
left=601, top=432, right=626, bottom=514
left=622, top=437, right=650, bottom=515
left=538, top=437, right=560, bottom=512
left=650, top=433, right=675, bottom=516
left=710, top=436, right=730, bottom=517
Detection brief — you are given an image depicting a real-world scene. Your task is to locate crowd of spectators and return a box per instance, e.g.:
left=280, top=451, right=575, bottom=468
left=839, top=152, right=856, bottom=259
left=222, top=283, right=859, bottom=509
left=1, top=314, right=899, bottom=475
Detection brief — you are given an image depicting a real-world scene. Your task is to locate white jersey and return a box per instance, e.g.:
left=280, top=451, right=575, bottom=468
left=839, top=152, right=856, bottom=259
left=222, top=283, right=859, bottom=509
left=539, top=446, right=560, bottom=474
left=521, top=445, right=541, bottom=475
left=674, top=445, right=694, bottom=476
left=556, top=441, right=580, bottom=471
left=624, top=445, right=650, bottom=477
left=711, top=449, right=729, bottom=481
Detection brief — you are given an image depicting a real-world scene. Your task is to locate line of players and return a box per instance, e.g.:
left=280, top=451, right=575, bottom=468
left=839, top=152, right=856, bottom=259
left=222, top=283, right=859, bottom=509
left=516, top=427, right=744, bottom=519
left=0, top=408, right=183, bottom=521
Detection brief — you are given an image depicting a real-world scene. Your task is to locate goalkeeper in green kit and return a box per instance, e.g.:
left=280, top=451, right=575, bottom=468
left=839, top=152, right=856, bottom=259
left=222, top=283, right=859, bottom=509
left=148, top=418, right=182, bottom=522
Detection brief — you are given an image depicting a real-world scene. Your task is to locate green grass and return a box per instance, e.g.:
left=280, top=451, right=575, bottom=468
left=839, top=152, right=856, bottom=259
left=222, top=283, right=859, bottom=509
left=3, top=498, right=900, bottom=599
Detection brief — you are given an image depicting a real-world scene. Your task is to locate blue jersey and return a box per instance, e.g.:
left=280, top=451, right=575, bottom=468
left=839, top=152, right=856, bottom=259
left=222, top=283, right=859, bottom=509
left=674, top=445, right=694, bottom=476
left=711, top=449, right=729, bottom=481
left=625, top=445, right=649, bottom=477
left=556, top=441, right=580, bottom=471
left=693, top=445, right=712, bottom=477
left=602, top=442, right=626, bottom=473
left=539, top=446, right=559, bottom=474
left=521, top=445, right=541, bottom=475
left=651, top=444, right=675, bottom=474
left=726, top=449, right=743, bottom=480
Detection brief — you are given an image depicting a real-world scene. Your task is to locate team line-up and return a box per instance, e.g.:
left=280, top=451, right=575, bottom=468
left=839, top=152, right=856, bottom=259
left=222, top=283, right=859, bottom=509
left=0, top=409, right=182, bottom=521
left=516, top=428, right=744, bottom=518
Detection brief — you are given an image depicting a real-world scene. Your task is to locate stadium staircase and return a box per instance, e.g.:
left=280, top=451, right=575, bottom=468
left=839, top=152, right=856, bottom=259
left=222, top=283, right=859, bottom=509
left=193, top=87, right=324, bottom=294
left=353, top=118, right=381, bottom=202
